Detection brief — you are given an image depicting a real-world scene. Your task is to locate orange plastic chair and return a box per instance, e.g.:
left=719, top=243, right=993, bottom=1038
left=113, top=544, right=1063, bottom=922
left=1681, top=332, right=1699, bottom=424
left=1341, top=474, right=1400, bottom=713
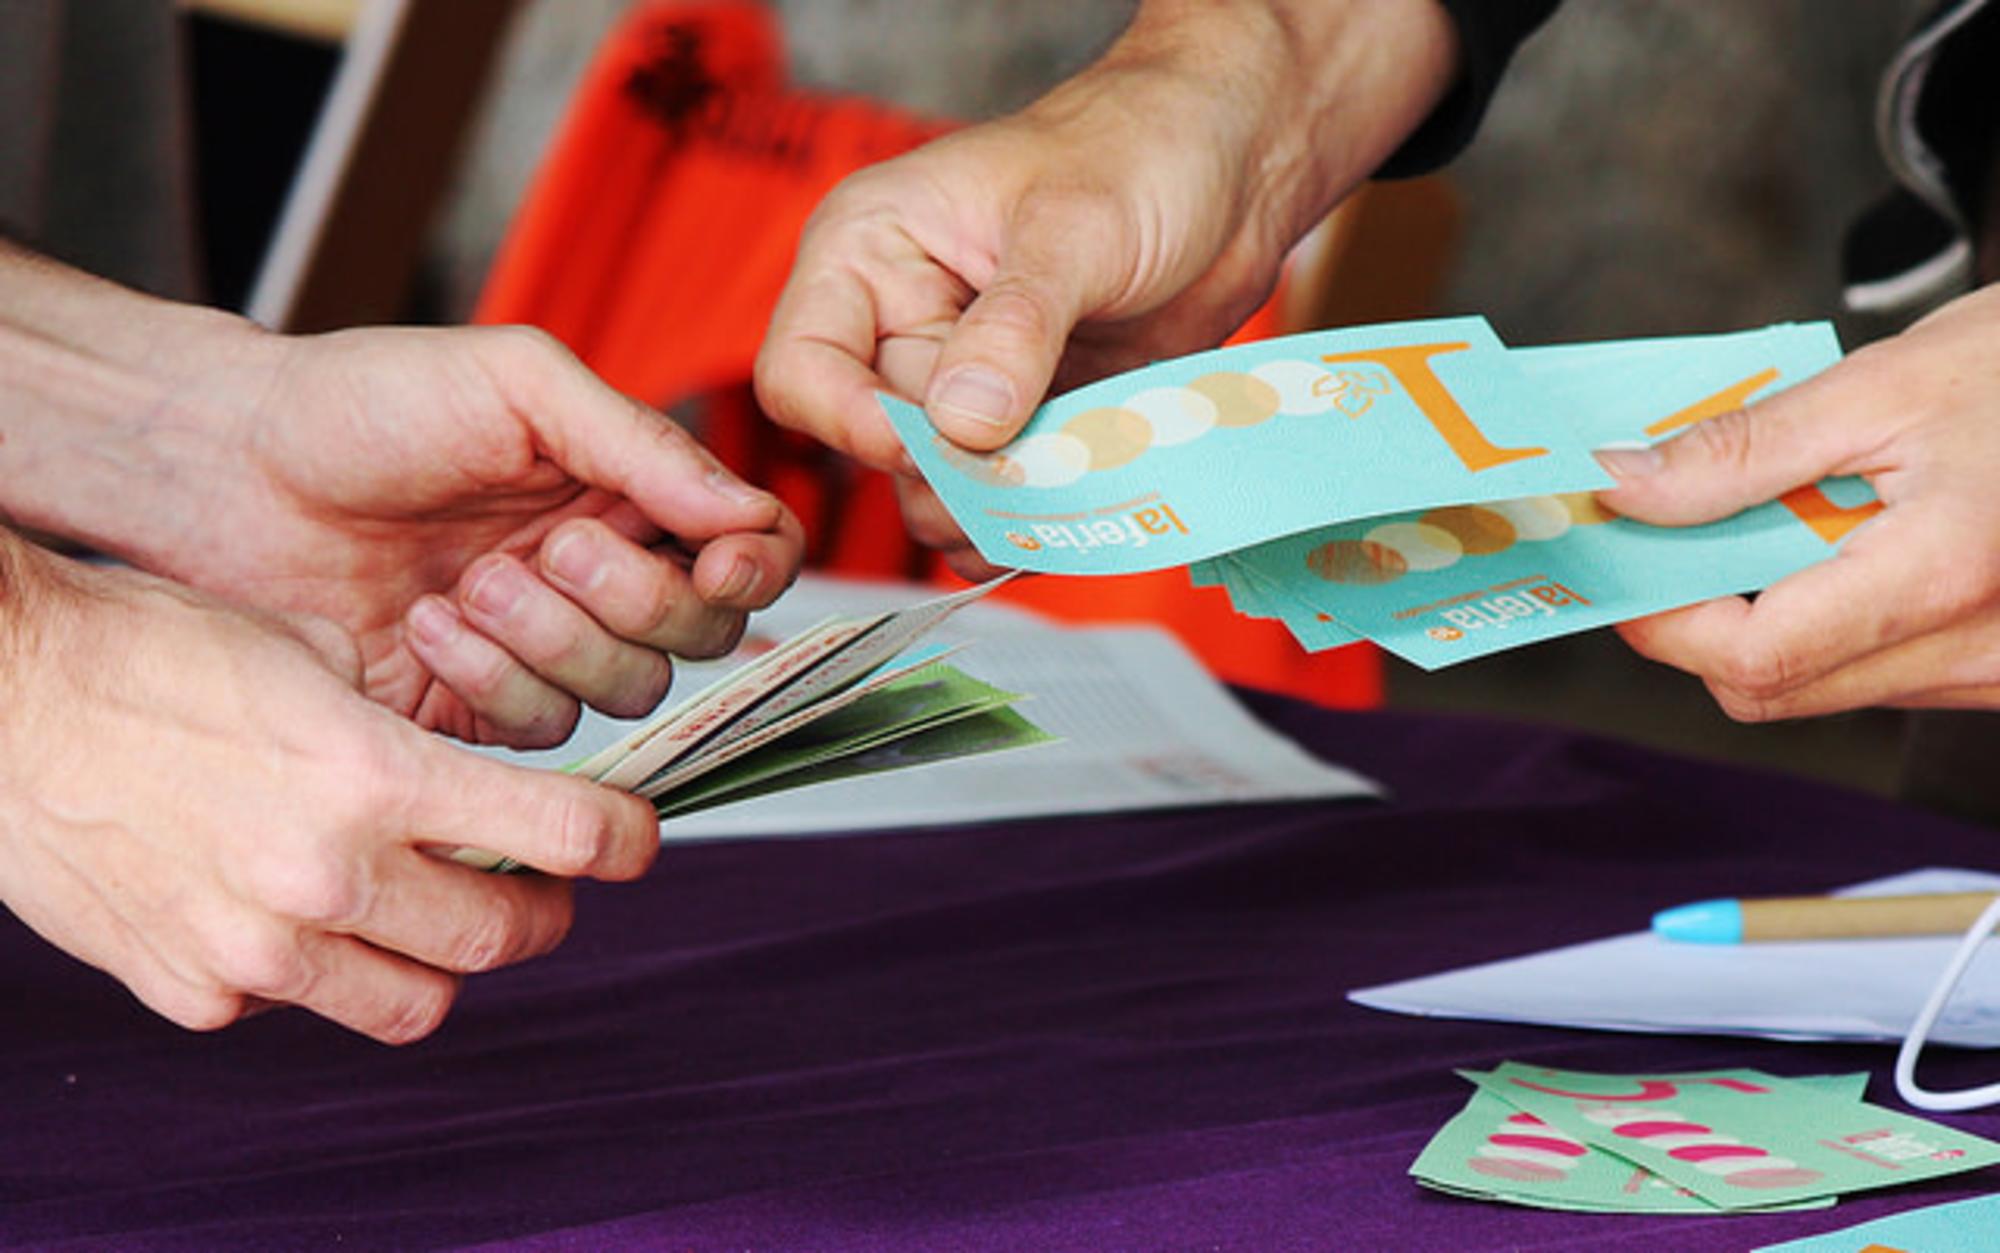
left=476, top=0, right=1381, bottom=708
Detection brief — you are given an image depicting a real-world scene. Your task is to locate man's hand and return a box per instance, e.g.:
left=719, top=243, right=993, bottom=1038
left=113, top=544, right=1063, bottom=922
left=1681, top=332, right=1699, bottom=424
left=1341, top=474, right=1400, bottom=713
left=0, top=245, right=804, bottom=747
left=0, top=540, right=659, bottom=1042
left=162, top=323, right=803, bottom=746
left=1598, top=283, right=2000, bottom=718
left=754, top=0, right=1457, bottom=574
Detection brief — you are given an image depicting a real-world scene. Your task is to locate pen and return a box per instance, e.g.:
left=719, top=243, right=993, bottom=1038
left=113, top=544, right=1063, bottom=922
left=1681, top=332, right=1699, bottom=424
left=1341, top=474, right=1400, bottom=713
left=1651, top=892, right=2000, bottom=943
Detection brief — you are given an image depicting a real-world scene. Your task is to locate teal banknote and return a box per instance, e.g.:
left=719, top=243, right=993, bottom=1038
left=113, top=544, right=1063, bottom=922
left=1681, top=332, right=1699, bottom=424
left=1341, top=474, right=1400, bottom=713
left=881, top=316, right=1612, bottom=575
left=885, top=319, right=1877, bottom=669
left=1225, top=325, right=1878, bottom=668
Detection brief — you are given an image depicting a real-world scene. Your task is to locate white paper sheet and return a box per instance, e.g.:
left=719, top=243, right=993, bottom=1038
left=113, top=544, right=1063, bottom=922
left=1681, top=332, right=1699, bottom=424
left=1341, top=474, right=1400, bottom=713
left=1349, top=868, right=2000, bottom=1048
left=486, top=574, right=1380, bottom=838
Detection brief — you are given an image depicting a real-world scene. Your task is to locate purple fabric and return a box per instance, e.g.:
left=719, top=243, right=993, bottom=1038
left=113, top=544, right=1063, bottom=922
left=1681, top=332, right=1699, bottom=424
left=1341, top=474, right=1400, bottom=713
left=6, top=696, right=1999, bottom=1250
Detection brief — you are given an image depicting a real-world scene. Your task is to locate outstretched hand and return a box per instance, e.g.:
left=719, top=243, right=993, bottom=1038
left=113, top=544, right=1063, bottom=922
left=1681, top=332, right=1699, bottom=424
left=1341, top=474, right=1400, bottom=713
left=1599, top=283, right=2000, bottom=717
left=131, top=323, right=804, bottom=747
left=753, top=0, right=1457, bottom=574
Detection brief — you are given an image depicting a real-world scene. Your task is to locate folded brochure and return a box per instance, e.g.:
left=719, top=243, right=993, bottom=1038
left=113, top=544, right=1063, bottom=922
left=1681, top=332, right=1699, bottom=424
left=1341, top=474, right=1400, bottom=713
left=455, top=576, right=1052, bottom=870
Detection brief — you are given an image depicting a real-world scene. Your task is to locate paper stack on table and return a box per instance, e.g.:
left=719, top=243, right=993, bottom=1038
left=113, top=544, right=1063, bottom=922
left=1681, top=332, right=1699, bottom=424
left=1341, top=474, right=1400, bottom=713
left=883, top=317, right=1880, bottom=669
left=457, top=578, right=1051, bottom=869
left=1413, top=1063, right=2000, bottom=1216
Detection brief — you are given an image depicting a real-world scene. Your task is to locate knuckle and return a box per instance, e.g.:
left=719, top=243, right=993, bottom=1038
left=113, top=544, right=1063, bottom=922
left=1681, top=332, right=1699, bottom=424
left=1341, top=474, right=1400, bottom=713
left=533, top=892, right=577, bottom=958
left=375, top=981, right=456, bottom=1046
left=169, top=990, right=248, bottom=1033
left=1936, top=549, right=2000, bottom=613
left=543, top=792, right=617, bottom=876
left=484, top=322, right=566, bottom=369
left=624, top=567, right=684, bottom=639
left=751, top=351, right=819, bottom=440
left=596, top=654, right=673, bottom=720
left=679, top=610, right=745, bottom=660
left=208, top=927, right=312, bottom=1001
left=1710, top=681, right=1781, bottom=725
left=704, top=613, right=748, bottom=658
left=1714, top=642, right=1798, bottom=703
left=446, top=904, right=524, bottom=973
left=968, top=281, right=1058, bottom=348
left=1679, top=408, right=1760, bottom=473
left=247, top=856, right=369, bottom=928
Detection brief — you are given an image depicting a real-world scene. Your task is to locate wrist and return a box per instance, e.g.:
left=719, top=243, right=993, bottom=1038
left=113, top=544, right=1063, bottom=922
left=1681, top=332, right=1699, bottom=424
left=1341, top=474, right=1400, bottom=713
left=1104, top=0, right=1458, bottom=248
left=0, top=244, right=278, bottom=569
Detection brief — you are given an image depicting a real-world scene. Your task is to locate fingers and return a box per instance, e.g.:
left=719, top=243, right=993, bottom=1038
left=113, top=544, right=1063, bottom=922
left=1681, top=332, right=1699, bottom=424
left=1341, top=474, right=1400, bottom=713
left=344, top=848, right=576, bottom=975
left=480, top=325, right=796, bottom=543
left=921, top=193, right=1100, bottom=449
left=1616, top=504, right=2000, bottom=718
left=756, top=245, right=917, bottom=472
left=405, top=745, right=660, bottom=884
left=404, top=594, right=581, bottom=746
left=206, top=922, right=459, bottom=1045
left=419, top=509, right=801, bottom=728
left=893, top=473, right=1006, bottom=580
left=1594, top=357, right=1894, bottom=527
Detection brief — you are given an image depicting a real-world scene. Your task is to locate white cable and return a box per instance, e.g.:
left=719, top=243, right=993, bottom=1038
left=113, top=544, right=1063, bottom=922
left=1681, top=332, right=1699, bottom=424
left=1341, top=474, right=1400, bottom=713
left=1895, top=893, right=2000, bottom=1111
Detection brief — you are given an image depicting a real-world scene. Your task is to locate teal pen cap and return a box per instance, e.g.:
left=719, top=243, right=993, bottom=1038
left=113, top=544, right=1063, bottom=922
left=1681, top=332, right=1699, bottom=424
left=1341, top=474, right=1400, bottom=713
left=1651, top=898, right=1744, bottom=944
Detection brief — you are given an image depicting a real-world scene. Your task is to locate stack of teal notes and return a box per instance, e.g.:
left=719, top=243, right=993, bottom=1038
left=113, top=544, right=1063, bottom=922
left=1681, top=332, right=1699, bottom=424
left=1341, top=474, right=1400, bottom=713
left=881, top=317, right=1879, bottom=669
left=1412, top=1063, right=2000, bottom=1215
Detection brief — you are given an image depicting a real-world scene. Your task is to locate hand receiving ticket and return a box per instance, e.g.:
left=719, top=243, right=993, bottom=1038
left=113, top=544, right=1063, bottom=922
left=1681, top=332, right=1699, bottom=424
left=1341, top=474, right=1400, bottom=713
left=882, top=318, right=1880, bottom=669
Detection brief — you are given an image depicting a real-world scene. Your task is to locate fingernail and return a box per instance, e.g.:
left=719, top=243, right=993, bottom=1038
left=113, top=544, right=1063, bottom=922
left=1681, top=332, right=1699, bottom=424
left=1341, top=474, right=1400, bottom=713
left=712, top=555, right=757, bottom=600
left=930, top=367, right=1015, bottom=429
left=467, top=562, right=526, bottom=618
left=706, top=469, right=775, bottom=508
left=545, top=530, right=603, bottom=593
left=895, top=448, right=921, bottom=477
left=1593, top=445, right=1664, bottom=479
left=408, top=597, right=461, bottom=647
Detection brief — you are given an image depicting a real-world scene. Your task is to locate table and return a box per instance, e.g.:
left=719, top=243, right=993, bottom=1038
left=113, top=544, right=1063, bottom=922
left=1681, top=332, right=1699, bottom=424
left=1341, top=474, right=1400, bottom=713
left=6, top=695, right=1998, bottom=1250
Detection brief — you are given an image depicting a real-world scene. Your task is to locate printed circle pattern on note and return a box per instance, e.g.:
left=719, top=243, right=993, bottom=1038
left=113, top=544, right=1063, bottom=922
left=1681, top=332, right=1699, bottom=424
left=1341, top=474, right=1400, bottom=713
left=1187, top=372, right=1282, bottom=428
left=1362, top=521, right=1463, bottom=571
left=1125, top=385, right=1222, bottom=444
left=1060, top=407, right=1154, bottom=471
left=1251, top=360, right=1343, bottom=416
left=1306, top=539, right=1407, bottom=585
left=1422, top=505, right=1518, bottom=555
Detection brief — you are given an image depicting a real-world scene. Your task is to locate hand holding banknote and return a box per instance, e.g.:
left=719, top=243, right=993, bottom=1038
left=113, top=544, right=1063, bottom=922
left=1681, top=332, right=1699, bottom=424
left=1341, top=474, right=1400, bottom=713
left=0, top=537, right=659, bottom=1043
left=755, top=0, right=1456, bottom=574
left=1600, top=283, right=2000, bottom=718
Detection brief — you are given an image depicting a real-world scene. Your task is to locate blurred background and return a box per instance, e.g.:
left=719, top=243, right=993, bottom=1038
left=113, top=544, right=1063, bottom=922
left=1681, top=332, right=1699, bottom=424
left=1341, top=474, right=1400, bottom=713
left=6, top=0, right=1942, bottom=797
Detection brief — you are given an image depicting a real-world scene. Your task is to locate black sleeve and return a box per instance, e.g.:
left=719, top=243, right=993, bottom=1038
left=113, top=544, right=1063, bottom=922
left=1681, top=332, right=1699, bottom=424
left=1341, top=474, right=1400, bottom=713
left=1374, top=0, right=1563, bottom=179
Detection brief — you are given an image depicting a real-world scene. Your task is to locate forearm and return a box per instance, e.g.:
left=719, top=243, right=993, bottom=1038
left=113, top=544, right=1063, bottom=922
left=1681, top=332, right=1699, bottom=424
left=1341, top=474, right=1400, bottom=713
left=1093, top=0, right=1459, bottom=248
left=0, top=242, right=272, bottom=569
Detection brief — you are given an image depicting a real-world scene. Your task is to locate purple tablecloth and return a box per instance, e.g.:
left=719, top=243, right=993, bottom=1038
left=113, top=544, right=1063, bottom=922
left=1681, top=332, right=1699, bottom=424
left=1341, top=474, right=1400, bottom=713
left=7, top=696, right=1999, bottom=1250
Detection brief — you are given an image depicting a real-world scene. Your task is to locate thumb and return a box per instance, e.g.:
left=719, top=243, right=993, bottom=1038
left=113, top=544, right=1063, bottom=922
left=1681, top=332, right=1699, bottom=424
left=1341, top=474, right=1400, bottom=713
left=923, top=204, right=1104, bottom=450
left=1594, top=376, right=1861, bottom=526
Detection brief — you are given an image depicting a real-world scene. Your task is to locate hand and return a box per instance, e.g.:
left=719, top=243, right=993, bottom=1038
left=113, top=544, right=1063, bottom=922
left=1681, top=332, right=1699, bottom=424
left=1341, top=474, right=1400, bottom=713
left=0, top=540, right=659, bottom=1042
left=171, top=324, right=804, bottom=745
left=754, top=0, right=1456, bottom=574
left=0, top=253, right=805, bottom=746
left=1597, top=282, right=2000, bottom=718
